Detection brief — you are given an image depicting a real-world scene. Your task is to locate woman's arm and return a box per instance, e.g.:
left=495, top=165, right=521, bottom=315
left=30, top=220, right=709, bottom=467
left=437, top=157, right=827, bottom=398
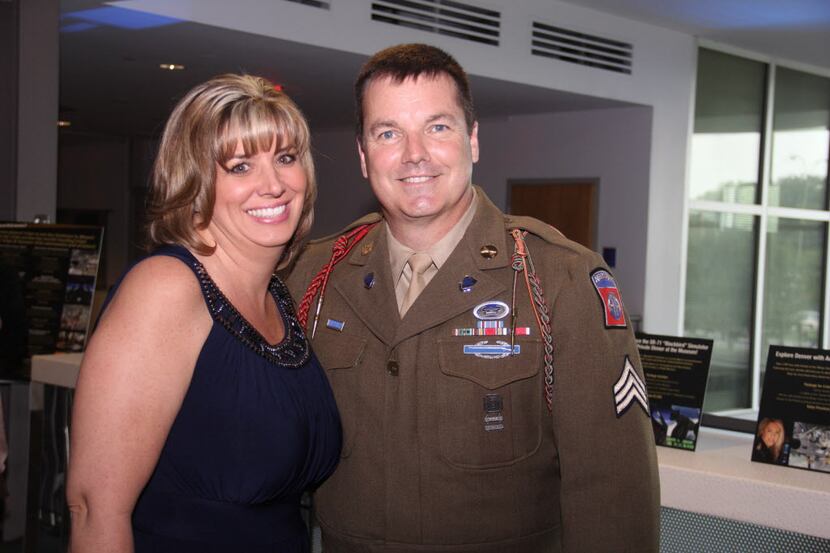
left=66, top=256, right=212, bottom=553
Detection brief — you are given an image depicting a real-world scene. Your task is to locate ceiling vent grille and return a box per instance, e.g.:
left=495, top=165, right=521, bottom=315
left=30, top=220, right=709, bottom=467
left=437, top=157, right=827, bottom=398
left=371, top=0, right=500, bottom=46
left=532, top=21, right=632, bottom=74
left=282, top=0, right=330, bottom=9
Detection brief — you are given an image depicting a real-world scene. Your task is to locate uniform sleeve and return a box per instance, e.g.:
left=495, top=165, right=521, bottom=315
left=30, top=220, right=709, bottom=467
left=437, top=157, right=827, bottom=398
left=549, top=252, right=660, bottom=552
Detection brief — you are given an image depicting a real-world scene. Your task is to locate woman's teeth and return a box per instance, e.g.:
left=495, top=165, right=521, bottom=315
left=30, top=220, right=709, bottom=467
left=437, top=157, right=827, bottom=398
left=247, top=205, right=286, bottom=218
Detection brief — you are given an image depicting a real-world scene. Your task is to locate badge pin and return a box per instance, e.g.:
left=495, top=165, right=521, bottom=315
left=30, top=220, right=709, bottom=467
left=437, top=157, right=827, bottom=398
left=473, top=300, right=510, bottom=320
left=463, top=341, right=520, bottom=359
left=364, top=272, right=375, bottom=289
left=613, top=356, right=649, bottom=417
left=483, top=393, right=504, bottom=432
left=591, top=269, right=627, bottom=328
left=459, top=275, right=477, bottom=293
left=479, top=244, right=498, bottom=259
left=483, top=393, right=503, bottom=412
left=361, top=242, right=374, bottom=256
left=326, top=319, right=345, bottom=332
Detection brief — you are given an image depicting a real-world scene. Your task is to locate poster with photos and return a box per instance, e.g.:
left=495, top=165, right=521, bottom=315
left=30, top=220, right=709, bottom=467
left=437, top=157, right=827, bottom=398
left=636, top=333, right=713, bottom=451
left=0, top=223, right=103, bottom=377
left=753, top=346, right=830, bottom=474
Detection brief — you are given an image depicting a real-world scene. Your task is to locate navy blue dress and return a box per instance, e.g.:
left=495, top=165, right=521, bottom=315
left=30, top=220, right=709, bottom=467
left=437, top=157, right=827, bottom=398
left=113, top=245, right=341, bottom=552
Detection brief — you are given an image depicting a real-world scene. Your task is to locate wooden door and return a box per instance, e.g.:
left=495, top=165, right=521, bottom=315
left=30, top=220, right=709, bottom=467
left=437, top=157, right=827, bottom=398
left=509, top=181, right=597, bottom=249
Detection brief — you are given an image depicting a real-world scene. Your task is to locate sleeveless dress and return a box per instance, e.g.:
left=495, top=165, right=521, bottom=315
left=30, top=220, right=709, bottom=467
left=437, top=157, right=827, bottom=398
left=108, top=245, right=341, bottom=552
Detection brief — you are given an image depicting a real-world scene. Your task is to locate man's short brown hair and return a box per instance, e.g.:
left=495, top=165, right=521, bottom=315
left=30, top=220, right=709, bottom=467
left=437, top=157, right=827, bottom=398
left=355, top=43, right=476, bottom=141
left=146, top=74, right=316, bottom=269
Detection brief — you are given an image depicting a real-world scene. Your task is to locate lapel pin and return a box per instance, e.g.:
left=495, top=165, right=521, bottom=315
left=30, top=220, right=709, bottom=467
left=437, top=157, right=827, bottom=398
left=326, top=319, right=345, bottom=332
left=364, top=272, right=375, bottom=289
left=361, top=242, right=374, bottom=256
left=479, top=244, right=498, bottom=259
left=459, top=275, right=477, bottom=293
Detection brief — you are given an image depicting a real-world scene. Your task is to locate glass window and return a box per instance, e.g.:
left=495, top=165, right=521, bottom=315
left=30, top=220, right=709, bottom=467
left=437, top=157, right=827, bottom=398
left=689, top=49, right=767, bottom=204
left=685, top=211, right=756, bottom=411
left=762, top=218, right=825, bottom=358
left=769, top=67, right=830, bottom=210
left=686, top=48, right=830, bottom=420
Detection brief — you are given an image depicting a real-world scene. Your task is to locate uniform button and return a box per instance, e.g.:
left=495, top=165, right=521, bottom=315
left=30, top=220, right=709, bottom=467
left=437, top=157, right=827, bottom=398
left=387, top=359, right=399, bottom=376
left=480, top=244, right=498, bottom=259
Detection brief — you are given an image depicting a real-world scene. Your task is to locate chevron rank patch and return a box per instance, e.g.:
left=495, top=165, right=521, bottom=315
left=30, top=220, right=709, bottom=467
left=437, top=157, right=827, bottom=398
left=591, top=268, right=626, bottom=328
left=612, top=356, right=649, bottom=417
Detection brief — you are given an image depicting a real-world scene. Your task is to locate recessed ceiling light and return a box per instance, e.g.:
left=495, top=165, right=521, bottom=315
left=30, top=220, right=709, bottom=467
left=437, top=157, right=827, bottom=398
left=159, top=63, right=185, bottom=71
left=57, top=120, right=71, bottom=127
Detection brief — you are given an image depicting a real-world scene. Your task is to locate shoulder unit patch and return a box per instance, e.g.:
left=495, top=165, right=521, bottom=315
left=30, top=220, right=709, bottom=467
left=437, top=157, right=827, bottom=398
left=590, top=268, right=627, bottom=328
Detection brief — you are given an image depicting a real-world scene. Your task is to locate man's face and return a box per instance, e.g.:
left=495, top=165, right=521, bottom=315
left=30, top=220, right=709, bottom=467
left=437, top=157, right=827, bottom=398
left=358, top=74, right=479, bottom=230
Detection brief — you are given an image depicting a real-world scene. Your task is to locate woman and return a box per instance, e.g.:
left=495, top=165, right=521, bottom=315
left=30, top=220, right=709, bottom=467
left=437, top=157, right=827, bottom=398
left=753, top=418, right=787, bottom=464
left=66, top=74, right=341, bottom=552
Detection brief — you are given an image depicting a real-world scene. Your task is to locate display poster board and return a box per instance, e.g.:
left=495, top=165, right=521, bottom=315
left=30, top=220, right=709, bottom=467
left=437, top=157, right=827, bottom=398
left=752, top=345, right=830, bottom=474
left=0, top=223, right=103, bottom=378
left=636, top=333, right=713, bottom=451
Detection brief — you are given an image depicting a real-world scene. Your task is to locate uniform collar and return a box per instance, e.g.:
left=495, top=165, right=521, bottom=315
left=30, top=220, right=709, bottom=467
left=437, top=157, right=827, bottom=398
left=345, top=186, right=509, bottom=271
left=386, top=188, right=479, bottom=287
left=331, top=186, right=508, bottom=345
left=461, top=186, right=511, bottom=271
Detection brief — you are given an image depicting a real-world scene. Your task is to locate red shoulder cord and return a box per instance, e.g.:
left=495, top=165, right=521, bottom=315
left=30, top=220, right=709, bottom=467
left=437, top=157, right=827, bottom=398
left=297, top=223, right=378, bottom=338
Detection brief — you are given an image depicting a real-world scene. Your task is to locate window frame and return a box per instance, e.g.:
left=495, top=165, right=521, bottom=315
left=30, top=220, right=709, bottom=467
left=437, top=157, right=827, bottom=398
left=682, top=41, right=830, bottom=430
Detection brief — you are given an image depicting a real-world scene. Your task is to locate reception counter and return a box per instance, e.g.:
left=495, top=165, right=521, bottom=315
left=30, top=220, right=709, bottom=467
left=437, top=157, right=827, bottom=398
left=659, top=427, right=830, bottom=540
left=31, top=352, right=82, bottom=389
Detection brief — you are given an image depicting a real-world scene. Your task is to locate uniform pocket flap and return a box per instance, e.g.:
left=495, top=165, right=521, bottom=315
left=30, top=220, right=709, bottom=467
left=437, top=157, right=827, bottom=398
left=313, top=335, right=367, bottom=370
left=437, top=338, right=542, bottom=390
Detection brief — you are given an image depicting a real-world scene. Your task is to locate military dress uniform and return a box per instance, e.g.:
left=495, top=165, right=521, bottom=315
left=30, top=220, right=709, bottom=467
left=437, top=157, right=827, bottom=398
left=286, top=188, right=659, bottom=553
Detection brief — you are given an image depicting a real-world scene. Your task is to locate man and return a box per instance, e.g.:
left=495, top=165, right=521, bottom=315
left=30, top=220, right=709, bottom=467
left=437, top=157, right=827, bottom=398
left=287, top=43, right=659, bottom=552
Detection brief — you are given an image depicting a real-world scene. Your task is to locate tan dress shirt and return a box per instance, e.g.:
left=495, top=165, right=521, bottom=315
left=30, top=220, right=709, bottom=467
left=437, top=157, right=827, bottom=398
left=388, top=189, right=478, bottom=315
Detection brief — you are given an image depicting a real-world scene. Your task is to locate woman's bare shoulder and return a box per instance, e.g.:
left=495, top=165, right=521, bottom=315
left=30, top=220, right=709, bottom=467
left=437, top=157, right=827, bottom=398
left=100, top=254, right=206, bottom=324
left=87, top=252, right=212, bottom=375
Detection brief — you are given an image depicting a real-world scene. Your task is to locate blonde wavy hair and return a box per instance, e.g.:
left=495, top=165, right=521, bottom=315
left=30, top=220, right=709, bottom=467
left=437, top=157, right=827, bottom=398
left=756, top=418, right=786, bottom=460
left=146, top=73, right=316, bottom=269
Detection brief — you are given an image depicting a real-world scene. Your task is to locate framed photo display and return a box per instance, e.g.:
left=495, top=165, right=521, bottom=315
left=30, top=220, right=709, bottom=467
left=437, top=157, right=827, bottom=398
left=0, top=223, right=103, bottom=378
left=636, top=333, right=713, bottom=451
left=752, top=346, right=830, bottom=474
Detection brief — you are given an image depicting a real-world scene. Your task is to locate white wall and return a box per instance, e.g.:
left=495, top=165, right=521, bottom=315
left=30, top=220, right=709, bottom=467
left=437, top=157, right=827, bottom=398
left=58, top=134, right=130, bottom=287
left=16, top=0, right=59, bottom=222
left=477, top=107, right=653, bottom=317
left=309, top=127, right=378, bottom=239
left=115, top=0, right=699, bottom=333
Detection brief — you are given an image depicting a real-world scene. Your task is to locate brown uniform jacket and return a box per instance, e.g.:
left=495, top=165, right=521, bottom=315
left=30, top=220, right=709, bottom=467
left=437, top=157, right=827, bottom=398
left=286, top=188, right=660, bottom=552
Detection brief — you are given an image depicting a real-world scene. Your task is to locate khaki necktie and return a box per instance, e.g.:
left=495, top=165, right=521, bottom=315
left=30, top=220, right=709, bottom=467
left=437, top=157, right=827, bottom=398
left=400, top=252, right=433, bottom=316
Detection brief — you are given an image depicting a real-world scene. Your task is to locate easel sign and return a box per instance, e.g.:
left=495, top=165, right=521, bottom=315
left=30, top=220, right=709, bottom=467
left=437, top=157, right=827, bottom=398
left=753, top=346, right=830, bottom=474
left=0, top=223, right=103, bottom=378
left=636, top=333, right=713, bottom=451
